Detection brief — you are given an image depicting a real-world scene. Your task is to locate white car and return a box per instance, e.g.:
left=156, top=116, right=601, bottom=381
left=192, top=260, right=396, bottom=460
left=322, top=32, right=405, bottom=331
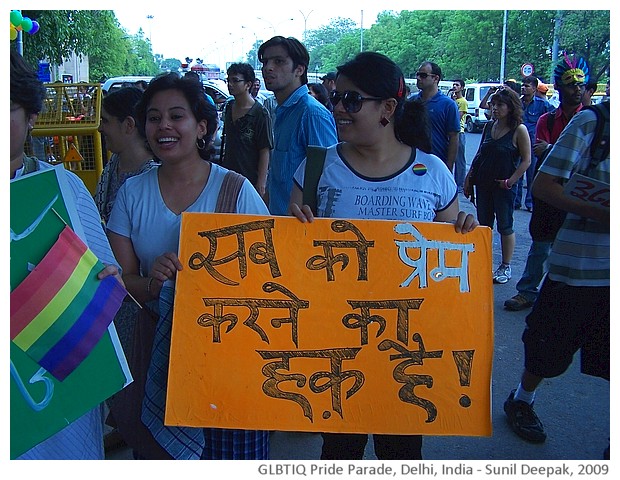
left=463, top=83, right=501, bottom=133
left=101, top=76, right=153, bottom=94
left=202, top=80, right=230, bottom=163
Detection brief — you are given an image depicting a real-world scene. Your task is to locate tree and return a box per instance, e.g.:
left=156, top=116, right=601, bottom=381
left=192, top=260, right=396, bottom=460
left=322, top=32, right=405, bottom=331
left=305, top=18, right=359, bottom=73
left=17, top=10, right=161, bottom=81
left=302, top=10, right=609, bottom=85
left=558, top=10, right=610, bottom=82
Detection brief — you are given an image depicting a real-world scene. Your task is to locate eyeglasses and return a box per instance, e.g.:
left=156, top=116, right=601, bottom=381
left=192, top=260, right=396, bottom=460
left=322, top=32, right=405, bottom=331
left=416, top=72, right=437, bottom=79
left=329, top=90, right=383, bottom=113
left=226, top=78, right=246, bottom=84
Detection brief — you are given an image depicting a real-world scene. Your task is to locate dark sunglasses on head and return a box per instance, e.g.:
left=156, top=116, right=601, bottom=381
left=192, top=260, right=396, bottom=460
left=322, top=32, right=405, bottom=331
left=329, top=90, right=383, bottom=113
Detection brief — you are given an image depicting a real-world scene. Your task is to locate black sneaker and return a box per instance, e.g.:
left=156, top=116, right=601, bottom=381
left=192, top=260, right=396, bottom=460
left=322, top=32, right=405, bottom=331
left=503, top=390, right=547, bottom=443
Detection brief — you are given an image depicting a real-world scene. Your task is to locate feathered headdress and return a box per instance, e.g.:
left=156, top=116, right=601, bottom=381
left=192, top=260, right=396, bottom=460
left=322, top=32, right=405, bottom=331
left=553, top=53, right=589, bottom=86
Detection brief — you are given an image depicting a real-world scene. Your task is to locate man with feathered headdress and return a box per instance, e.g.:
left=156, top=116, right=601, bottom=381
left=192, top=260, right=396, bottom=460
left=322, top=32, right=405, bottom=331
left=505, top=54, right=588, bottom=313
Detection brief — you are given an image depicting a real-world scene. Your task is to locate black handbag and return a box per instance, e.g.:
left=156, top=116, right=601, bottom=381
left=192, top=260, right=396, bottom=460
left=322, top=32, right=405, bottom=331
left=468, top=123, right=492, bottom=186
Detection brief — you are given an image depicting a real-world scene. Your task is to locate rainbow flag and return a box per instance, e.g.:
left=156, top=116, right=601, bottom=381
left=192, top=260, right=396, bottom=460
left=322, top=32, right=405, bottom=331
left=10, top=226, right=127, bottom=382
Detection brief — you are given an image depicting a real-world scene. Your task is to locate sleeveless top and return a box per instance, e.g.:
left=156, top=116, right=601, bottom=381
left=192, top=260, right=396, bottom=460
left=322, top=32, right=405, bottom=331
left=473, top=124, right=520, bottom=189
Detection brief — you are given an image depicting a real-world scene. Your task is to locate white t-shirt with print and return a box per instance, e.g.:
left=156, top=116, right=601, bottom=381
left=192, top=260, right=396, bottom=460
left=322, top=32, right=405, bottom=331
left=293, top=143, right=457, bottom=222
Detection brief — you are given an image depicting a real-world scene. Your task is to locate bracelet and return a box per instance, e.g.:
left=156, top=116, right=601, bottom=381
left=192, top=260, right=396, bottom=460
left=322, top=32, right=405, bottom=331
left=504, top=179, right=510, bottom=189
left=146, top=276, right=155, bottom=296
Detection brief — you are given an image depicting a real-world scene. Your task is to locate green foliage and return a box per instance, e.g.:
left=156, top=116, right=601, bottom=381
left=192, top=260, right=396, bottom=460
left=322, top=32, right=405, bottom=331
left=16, top=10, right=609, bottom=87
left=18, top=10, right=161, bottom=82
left=160, top=57, right=182, bottom=73
left=304, top=9, right=609, bottom=84
left=557, top=10, right=610, bottom=82
left=306, top=18, right=360, bottom=72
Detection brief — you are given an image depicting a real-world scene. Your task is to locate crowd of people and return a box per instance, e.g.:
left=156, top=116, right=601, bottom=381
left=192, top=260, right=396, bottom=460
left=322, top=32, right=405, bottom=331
left=10, top=31, right=609, bottom=462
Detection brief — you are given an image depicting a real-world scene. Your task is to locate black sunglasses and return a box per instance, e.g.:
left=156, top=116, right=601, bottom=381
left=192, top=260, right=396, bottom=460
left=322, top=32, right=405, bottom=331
left=329, top=90, right=383, bottom=113
left=416, top=71, right=437, bottom=79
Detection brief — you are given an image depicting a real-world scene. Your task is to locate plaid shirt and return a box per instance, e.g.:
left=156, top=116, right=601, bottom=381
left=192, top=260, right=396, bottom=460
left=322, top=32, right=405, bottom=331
left=142, top=286, right=269, bottom=459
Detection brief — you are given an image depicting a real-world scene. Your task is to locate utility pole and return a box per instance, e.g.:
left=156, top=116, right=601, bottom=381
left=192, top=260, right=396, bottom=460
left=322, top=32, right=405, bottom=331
left=146, top=14, right=154, bottom=43
left=500, top=10, right=508, bottom=83
left=299, top=10, right=313, bottom=43
left=360, top=10, right=364, bottom=52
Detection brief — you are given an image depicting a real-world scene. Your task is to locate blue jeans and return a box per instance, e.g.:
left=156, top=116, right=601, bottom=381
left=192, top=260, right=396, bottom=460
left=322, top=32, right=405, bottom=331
left=475, top=185, right=516, bottom=235
left=524, top=158, right=537, bottom=209
left=514, top=177, right=524, bottom=208
left=515, top=240, right=553, bottom=302
left=454, top=133, right=467, bottom=190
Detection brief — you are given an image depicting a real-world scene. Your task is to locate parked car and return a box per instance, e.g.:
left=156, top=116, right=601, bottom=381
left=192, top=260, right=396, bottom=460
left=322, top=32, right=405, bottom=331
left=463, top=82, right=501, bottom=133
left=101, top=76, right=153, bottom=95
left=202, top=80, right=230, bottom=163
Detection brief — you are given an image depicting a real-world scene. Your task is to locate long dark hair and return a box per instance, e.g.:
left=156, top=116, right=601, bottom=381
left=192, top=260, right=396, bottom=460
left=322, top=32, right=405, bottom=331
left=103, top=86, right=144, bottom=124
left=10, top=49, right=46, bottom=115
left=136, top=73, right=218, bottom=160
left=490, top=87, right=523, bottom=130
left=337, top=52, right=432, bottom=152
left=308, top=82, right=331, bottom=110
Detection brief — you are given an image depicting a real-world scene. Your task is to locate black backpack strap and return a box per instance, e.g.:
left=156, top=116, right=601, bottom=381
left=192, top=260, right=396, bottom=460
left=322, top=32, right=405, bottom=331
left=303, top=146, right=328, bottom=215
left=583, top=101, right=610, bottom=169
left=215, top=170, right=245, bottom=213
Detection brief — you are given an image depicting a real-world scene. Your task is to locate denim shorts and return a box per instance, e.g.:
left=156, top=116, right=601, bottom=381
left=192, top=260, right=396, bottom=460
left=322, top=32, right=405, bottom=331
left=474, top=185, right=516, bottom=235
left=522, top=278, right=610, bottom=380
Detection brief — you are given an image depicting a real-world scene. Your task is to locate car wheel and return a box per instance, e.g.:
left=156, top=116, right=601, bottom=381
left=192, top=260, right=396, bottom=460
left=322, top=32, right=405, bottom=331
left=465, top=117, right=475, bottom=133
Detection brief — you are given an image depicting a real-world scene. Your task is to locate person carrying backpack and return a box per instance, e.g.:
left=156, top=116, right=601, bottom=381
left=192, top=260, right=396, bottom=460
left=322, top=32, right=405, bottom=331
left=504, top=55, right=589, bottom=311
left=503, top=71, right=609, bottom=460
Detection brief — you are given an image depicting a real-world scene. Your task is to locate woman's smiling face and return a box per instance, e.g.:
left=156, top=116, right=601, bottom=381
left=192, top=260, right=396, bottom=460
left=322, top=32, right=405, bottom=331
left=145, top=88, right=206, bottom=162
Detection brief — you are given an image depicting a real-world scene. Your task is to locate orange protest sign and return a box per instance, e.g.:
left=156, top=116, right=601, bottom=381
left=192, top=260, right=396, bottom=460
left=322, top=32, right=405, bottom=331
left=166, top=214, right=493, bottom=436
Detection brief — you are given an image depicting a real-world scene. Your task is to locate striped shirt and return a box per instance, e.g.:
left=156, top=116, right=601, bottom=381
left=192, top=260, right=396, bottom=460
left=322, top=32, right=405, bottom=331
left=538, top=107, right=610, bottom=286
left=268, top=85, right=338, bottom=215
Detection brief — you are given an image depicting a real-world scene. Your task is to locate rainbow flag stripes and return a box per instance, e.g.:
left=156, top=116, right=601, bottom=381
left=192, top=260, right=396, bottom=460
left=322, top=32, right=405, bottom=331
left=412, top=163, right=428, bottom=176
left=10, top=226, right=127, bottom=381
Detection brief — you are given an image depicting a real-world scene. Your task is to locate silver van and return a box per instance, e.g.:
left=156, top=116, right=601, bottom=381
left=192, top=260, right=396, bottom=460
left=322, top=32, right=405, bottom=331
left=463, top=83, right=501, bottom=132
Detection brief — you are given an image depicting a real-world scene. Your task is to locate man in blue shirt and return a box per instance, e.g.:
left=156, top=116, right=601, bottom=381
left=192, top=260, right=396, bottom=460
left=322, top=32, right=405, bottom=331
left=413, top=61, right=460, bottom=172
left=258, top=36, right=338, bottom=215
left=515, top=75, right=554, bottom=210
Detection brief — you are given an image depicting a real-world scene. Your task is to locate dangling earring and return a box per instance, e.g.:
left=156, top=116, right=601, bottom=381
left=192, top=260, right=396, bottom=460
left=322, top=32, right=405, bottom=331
left=196, top=137, right=206, bottom=150
left=380, top=117, right=390, bottom=127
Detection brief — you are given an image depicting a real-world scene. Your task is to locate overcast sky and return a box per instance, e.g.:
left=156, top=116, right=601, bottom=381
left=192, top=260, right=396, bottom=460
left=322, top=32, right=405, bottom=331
left=111, top=0, right=423, bottom=65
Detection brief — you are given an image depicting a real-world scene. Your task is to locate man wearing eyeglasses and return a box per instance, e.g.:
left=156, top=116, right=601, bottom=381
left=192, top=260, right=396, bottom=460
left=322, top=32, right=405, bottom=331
left=258, top=36, right=338, bottom=215
left=412, top=62, right=460, bottom=173
left=220, top=63, right=273, bottom=199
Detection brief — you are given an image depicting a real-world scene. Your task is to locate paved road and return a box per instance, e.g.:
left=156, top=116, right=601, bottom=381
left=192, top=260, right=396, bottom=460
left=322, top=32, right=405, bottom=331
left=106, top=133, right=610, bottom=461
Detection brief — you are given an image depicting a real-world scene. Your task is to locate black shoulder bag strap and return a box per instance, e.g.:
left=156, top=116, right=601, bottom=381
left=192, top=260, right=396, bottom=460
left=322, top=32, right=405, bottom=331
left=303, top=146, right=328, bottom=216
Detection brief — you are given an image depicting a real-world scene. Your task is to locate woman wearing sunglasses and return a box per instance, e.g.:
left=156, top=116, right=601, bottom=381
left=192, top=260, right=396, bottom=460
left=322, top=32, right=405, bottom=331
left=288, top=52, right=477, bottom=460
